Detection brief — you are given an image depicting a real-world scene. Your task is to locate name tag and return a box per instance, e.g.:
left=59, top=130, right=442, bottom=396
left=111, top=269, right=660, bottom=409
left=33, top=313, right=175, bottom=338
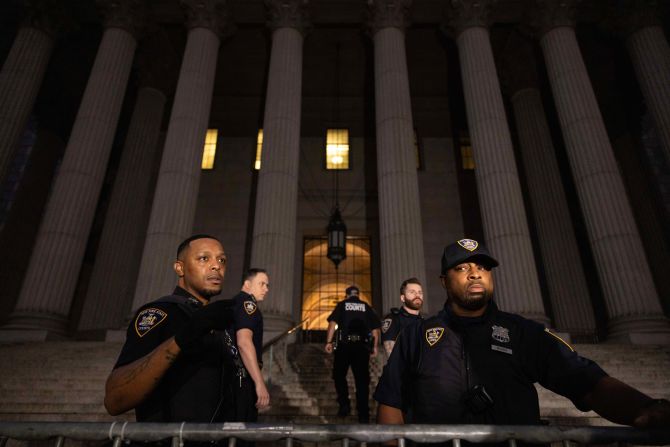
left=491, top=345, right=512, bottom=355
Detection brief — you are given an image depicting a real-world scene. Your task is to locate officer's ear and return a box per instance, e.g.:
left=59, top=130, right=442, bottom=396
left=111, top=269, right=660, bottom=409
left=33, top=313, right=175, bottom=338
left=174, top=260, right=185, bottom=277
left=440, top=275, right=448, bottom=290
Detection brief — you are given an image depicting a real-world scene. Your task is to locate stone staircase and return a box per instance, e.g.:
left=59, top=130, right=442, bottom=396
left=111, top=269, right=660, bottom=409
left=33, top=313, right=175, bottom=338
left=0, top=341, right=668, bottom=427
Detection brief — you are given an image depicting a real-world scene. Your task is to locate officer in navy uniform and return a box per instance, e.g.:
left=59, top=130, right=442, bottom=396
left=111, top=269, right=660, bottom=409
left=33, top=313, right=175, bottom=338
left=381, top=277, right=424, bottom=358
left=223, top=268, right=270, bottom=431
left=325, top=285, right=381, bottom=423
left=375, top=238, right=670, bottom=433
left=104, top=234, right=233, bottom=425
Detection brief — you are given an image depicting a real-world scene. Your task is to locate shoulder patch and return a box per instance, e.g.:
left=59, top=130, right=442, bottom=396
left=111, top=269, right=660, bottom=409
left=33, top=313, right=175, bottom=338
left=544, top=328, right=575, bottom=352
left=381, top=318, right=392, bottom=334
left=134, top=308, right=168, bottom=337
left=243, top=300, right=257, bottom=315
left=425, top=326, right=445, bottom=346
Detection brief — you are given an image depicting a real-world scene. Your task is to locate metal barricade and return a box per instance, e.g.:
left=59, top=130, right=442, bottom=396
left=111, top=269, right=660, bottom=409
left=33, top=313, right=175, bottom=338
left=1, top=422, right=670, bottom=447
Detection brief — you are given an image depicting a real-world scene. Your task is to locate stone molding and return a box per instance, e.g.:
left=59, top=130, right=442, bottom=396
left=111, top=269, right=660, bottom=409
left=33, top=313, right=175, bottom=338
left=446, top=0, right=496, bottom=36
left=604, top=0, right=662, bottom=38
left=530, top=0, right=579, bottom=36
left=180, top=0, right=233, bottom=37
left=367, top=0, right=412, bottom=34
left=265, top=0, right=310, bottom=33
left=97, top=0, right=145, bottom=38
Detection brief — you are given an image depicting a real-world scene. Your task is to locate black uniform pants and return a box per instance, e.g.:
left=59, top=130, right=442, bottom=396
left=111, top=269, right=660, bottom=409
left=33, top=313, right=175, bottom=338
left=223, top=374, right=258, bottom=447
left=332, top=342, right=370, bottom=420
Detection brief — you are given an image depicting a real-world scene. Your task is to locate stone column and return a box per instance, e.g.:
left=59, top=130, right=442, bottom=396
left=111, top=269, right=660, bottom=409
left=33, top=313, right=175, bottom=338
left=249, top=0, right=309, bottom=334
left=501, top=33, right=595, bottom=339
left=77, top=34, right=176, bottom=336
left=0, top=5, right=56, bottom=188
left=367, top=0, right=427, bottom=314
left=2, top=0, right=142, bottom=339
left=535, top=0, right=670, bottom=343
left=621, top=1, right=670, bottom=166
left=131, top=0, right=230, bottom=311
left=447, top=0, right=547, bottom=324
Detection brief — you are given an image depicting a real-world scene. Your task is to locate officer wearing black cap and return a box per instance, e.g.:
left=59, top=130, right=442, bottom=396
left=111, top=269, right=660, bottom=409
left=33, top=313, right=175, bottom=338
left=375, top=238, right=670, bottom=431
left=104, top=234, right=234, bottom=425
left=325, top=285, right=381, bottom=423
left=381, top=277, right=424, bottom=358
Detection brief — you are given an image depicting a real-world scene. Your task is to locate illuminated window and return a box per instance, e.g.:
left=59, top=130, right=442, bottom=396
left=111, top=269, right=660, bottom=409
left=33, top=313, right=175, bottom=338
left=301, top=237, right=372, bottom=331
left=255, top=129, right=263, bottom=170
left=326, top=128, right=350, bottom=170
left=460, top=137, right=475, bottom=170
left=201, top=129, right=218, bottom=170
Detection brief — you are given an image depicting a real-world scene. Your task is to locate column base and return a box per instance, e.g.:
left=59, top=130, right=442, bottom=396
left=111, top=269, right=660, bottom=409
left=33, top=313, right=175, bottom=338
left=607, top=315, right=670, bottom=344
left=0, top=311, right=69, bottom=342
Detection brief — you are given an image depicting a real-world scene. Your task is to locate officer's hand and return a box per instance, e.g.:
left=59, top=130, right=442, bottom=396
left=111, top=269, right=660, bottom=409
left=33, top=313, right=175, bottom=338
left=174, top=300, right=234, bottom=352
left=633, top=399, right=670, bottom=428
left=255, top=381, right=270, bottom=409
left=325, top=343, right=334, bottom=354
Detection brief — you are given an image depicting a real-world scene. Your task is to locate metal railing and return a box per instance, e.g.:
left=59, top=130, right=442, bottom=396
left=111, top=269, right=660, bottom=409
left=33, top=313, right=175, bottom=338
left=1, top=422, right=669, bottom=447
left=262, top=318, right=309, bottom=386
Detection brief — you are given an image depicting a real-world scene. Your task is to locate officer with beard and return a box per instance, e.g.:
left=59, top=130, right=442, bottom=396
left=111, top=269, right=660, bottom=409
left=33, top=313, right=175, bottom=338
left=375, top=238, right=670, bottom=431
left=381, top=277, right=424, bottom=357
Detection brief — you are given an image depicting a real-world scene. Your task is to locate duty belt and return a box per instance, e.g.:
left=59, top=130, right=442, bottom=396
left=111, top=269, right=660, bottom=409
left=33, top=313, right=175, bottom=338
left=346, top=335, right=363, bottom=342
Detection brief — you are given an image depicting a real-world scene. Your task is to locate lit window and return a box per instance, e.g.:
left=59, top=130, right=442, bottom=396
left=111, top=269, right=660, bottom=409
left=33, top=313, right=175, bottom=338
left=201, top=129, right=218, bottom=170
left=460, top=137, right=475, bottom=170
left=255, top=129, right=263, bottom=170
left=326, top=128, right=350, bottom=170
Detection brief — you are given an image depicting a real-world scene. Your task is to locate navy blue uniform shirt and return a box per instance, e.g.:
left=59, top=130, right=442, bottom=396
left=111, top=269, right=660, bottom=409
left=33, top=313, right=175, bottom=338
left=381, top=307, right=423, bottom=343
left=328, top=295, right=381, bottom=337
left=229, top=291, right=263, bottom=364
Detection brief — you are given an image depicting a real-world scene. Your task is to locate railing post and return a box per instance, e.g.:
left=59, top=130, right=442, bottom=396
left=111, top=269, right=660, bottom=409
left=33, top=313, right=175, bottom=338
left=0, top=437, right=7, bottom=447
left=268, top=344, right=274, bottom=386
left=54, top=436, right=65, bottom=447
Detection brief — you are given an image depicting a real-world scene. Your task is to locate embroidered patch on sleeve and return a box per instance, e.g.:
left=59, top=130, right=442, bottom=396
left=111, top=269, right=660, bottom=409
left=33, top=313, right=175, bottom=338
left=134, top=308, right=167, bottom=337
left=381, top=318, right=392, bottom=334
left=244, top=301, right=257, bottom=315
left=425, top=327, right=445, bottom=346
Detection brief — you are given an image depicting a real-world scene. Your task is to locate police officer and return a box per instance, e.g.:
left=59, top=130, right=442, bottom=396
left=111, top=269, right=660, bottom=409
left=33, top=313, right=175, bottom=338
left=375, top=238, right=670, bottom=430
left=104, top=234, right=233, bottom=424
left=381, top=277, right=424, bottom=357
left=325, top=285, right=381, bottom=423
left=224, top=268, right=270, bottom=430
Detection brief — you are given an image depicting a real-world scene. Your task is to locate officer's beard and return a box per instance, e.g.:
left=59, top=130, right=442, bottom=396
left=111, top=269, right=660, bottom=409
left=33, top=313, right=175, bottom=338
left=448, top=289, right=492, bottom=312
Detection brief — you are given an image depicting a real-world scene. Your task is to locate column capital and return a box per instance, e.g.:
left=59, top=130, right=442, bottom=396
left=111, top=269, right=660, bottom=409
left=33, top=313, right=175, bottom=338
left=499, top=31, right=539, bottom=97
left=20, top=0, right=67, bottom=36
left=180, top=0, right=234, bottom=38
left=603, top=0, right=662, bottom=38
left=265, top=0, right=310, bottom=34
left=366, top=0, right=412, bottom=35
left=97, top=0, right=146, bottom=38
left=445, top=0, right=496, bottom=37
left=529, top=0, right=580, bottom=37
left=136, top=29, right=179, bottom=93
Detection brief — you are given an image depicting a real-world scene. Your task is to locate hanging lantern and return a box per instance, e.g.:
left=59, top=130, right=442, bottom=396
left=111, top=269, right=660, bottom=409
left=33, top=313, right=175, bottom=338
left=327, top=207, right=347, bottom=268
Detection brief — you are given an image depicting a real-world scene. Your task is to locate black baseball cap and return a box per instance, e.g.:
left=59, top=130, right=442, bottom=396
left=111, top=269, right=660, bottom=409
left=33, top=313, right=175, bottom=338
left=441, top=239, right=499, bottom=274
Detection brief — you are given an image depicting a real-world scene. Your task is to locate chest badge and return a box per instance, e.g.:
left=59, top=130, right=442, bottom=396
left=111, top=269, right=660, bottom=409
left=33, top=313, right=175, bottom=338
left=134, top=308, right=167, bottom=337
left=244, top=301, right=257, bottom=315
left=425, top=327, right=445, bottom=346
left=492, top=325, right=510, bottom=343
left=457, top=239, right=478, bottom=251
left=382, top=318, right=392, bottom=334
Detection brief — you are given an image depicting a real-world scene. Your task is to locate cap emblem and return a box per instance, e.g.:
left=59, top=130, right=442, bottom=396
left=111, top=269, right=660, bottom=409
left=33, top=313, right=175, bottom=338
left=458, top=239, right=478, bottom=252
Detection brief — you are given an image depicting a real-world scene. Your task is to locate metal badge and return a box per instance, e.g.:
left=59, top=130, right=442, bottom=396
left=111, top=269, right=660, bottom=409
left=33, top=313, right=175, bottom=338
left=491, top=325, right=510, bottom=343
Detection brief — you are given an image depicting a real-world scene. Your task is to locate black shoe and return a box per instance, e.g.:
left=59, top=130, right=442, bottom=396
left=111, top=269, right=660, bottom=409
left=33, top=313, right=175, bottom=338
left=337, top=405, right=351, bottom=417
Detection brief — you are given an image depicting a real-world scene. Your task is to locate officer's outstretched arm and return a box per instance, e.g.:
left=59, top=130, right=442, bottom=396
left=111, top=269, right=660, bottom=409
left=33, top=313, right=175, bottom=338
left=383, top=341, right=395, bottom=357
left=582, top=376, right=670, bottom=428
left=325, top=321, right=337, bottom=354
left=371, top=328, right=380, bottom=356
left=104, top=337, right=181, bottom=415
left=237, top=328, right=270, bottom=409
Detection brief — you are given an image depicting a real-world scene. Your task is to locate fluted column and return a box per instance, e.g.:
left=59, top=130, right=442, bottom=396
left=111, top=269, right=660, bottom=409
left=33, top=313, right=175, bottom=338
left=132, top=0, right=230, bottom=311
left=250, top=0, right=308, bottom=333
left=621, top=1, right=670, bottom=166
left=2, top=0, right=142, bottom=338
left=0, top=5, right=56, bottom=189
left=368, top=0, right=427, bottom=314
left=77, top=35, right=176, bottom=335
left=447, top=0, right=547, bottom=323
left=535, top=0, right=670, bottom=343
left=501, top=33, right=595, bottom=339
